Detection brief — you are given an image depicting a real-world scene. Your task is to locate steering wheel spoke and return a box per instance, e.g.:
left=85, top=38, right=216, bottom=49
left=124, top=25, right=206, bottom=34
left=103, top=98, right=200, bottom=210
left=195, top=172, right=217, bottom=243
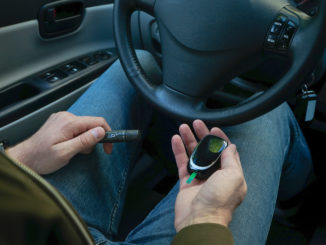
left=154, top=84, right=208, bottom=119
left=270, top=3, right=326, bottom=91
left=290, top=4, right=326, bottom=60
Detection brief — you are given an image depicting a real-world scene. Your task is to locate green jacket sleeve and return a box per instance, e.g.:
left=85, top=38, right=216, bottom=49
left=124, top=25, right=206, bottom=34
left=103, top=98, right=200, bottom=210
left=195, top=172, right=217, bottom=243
left=0, top=152, right=94, bottom=245
left=171, top=223, right=234, bottom=245
left=1, top=152, right=233, bottom=245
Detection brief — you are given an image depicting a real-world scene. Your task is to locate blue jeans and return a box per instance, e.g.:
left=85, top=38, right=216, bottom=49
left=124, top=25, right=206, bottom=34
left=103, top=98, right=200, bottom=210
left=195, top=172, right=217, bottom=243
left=45, top=51, right=313, bottom=245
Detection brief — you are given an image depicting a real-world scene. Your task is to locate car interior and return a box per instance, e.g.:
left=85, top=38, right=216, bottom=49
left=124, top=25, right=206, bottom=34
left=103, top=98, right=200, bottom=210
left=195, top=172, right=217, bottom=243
left=0, top=0, right=325, bottom=244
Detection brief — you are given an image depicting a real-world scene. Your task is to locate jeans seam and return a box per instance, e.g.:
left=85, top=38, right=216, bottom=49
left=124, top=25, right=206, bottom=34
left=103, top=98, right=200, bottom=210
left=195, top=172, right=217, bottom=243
left=108, top=160, right=130, bottom=235
left=106, top=100, right=150, bottom=236
left=282, top=106, right=299, bottom=172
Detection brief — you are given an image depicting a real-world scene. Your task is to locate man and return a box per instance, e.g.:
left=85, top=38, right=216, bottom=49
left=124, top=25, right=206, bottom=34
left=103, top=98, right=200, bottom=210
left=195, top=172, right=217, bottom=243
left=0, top=51, right=313, bottom=244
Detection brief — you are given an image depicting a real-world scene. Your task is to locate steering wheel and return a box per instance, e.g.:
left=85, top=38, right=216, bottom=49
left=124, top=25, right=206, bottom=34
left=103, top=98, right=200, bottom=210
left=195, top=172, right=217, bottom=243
left=113, top=0, right=326, bottom=125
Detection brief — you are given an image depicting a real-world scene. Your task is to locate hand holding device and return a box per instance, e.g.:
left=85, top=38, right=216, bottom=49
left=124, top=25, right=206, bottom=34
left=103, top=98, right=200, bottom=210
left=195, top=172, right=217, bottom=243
left=171, top=120, right=247, bottom=232
left=6, top=112, right=112, bottom=174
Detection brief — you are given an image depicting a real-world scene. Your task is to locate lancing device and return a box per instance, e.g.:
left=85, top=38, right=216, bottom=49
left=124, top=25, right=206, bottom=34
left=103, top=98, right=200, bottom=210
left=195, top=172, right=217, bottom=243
left=100, top=130, right=141, bottom=143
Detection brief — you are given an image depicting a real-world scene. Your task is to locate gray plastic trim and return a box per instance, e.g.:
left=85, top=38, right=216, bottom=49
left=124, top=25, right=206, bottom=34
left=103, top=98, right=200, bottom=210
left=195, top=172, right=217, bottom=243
left=0, top=4, right=114, bottom=90
left=0, top=81, right=93, bottom=144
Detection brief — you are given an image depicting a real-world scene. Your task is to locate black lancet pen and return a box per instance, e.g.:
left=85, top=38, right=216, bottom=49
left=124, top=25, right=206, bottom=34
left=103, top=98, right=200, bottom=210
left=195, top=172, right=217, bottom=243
left=100, top=130, right=141, bottom=143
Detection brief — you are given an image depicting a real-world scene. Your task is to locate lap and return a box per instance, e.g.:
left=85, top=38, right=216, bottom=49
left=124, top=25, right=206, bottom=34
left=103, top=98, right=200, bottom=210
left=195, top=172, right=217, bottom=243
left=45, top=49, right=312, bottom=245
left=45, top=50, right=158, bottom=239
left=124, top=103, right=312, bottom=245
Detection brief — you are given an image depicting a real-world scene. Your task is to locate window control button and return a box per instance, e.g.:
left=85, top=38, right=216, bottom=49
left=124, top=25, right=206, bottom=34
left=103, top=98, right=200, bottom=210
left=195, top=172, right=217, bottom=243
left=93, top=51, right=112, bottom=60
left=47, top=76, right=61, bottom=83
left=40, top=71, right=55, bottom=80
left=79, top=56, right=91, bottom=63
left=60, top=61, right=86, bottom=74
left=46, top=70, right=67, bottom=83
left=86, top=59, right=98, bottom=65
left=79, top=56, right=98, bottom=66
left=67, top=67, right=80, bottom=74
left=40, top=69, right=66, bottom=82
left=61, top=63, right=74, bottom=70
left=60, top=61, right=86, bottom=70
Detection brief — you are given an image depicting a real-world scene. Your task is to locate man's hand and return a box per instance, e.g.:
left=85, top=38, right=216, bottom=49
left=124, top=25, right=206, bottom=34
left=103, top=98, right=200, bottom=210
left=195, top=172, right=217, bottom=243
left=172, top=120, right=247, bottom=232
left=6, top=112, right=113, bottom=175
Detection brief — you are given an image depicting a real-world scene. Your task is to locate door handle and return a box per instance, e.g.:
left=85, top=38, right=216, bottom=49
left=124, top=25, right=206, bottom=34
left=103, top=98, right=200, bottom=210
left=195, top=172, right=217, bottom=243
left=38, top=0, right=85, bottom=38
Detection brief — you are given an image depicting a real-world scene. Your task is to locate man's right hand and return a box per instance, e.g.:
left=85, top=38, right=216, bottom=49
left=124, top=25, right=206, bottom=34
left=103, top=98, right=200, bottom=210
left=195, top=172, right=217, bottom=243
left=171, top=120, right=247, bottom=232
left=6, top=111, right=112, bottom=175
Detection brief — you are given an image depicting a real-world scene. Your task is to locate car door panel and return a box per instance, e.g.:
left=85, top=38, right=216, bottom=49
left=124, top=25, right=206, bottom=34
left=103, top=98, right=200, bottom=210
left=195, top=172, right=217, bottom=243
left=0, top=4, right=115, bottom=90
left=0, top=0, right=113, bottom=28
left=0, top=81, right=91, bottom=145
left=0, top=2, right=143, bottom=143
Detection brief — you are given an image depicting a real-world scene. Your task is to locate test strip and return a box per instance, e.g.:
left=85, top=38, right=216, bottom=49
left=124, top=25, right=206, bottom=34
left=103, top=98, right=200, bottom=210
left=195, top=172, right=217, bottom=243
left=186, top=172, right=197, bottom=184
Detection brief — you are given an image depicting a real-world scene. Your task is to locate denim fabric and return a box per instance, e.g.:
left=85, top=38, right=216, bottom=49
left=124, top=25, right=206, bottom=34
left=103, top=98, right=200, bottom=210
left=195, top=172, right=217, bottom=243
left=45, top=51, right=158, bottom=239
left=223, top=103, right=313, bottom=245
left=45, top=51, right=313, bottom=245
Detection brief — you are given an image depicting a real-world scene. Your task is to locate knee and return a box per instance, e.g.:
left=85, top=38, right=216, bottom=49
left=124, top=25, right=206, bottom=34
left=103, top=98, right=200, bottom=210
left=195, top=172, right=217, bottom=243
left=224, top=103, right=293, bottom=146
left=267, top=103, right=293, bottom=122
left=251, top=103, right=293, bottom=135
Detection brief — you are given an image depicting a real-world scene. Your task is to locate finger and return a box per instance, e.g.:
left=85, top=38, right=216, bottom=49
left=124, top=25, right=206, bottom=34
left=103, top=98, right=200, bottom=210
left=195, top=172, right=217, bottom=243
left=103, top=142, right=113, bottom=154
left=66, top=116, right=111, bottom=139
left=81, top=144, right=113, bottom=155
left=179, top=124, right=197, bottom=155
left=193, top=120, right=210, bottom=140
left=234, top=149, right=243, bottom=171
left=57, top=127, right=106, bottom=159
left=80, top=144, right=113, bottom=155
left=80, top=147, right=93, bottom=154
left=171, top=135, right=189, bottom=181
left=227, top=144, right=241, bottom=169
left=210, top=127, right=231, bottom=144
left=79, top=116, right=111, bottom=132
left=220, top=144, right=241, bottom=171
left=78, top=117, right=113, bottom=154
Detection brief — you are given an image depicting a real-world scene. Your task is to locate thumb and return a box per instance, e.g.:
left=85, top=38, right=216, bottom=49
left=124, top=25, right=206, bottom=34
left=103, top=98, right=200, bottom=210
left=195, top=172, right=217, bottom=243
left=220, top=144, right=240, bottom=170
left=59, top=127, right=105, bottom=158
